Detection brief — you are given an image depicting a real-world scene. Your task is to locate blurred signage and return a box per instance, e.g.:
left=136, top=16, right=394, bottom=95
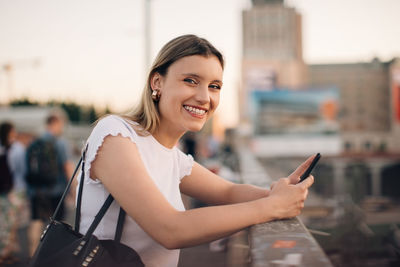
left=250, top=87, right=339, bottom=135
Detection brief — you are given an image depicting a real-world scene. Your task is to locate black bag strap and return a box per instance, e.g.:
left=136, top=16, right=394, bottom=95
left=82, top=193, right=115, bottom=239
left=74, top=144, right=88, bottom=231
left=52, top=143, right=127, bottom=243
left=80, top=194, right=126, bottom=242
left=51, top=156, right=82, bottom=221
left=115, top=209, right=126, bottom=242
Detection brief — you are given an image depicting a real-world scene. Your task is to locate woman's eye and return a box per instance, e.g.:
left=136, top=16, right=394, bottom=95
left=209, top=84, right=221, bottom=90
left=184, top=78, right=197, bottom=85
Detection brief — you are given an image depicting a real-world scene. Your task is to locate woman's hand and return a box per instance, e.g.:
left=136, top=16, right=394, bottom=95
left=269, top=155, right=316, bottom=190
left=266, top=176, right=314, bottom=220
left=264, top=156, right=316, bottom=220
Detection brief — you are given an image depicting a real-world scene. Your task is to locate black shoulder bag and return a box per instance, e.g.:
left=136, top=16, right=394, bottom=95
left=29, top=145, right=145, bottom=267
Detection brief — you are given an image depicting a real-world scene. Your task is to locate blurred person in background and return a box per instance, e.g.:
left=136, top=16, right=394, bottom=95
left=0, top=121, right=19, bottom=264
left=8, top=130, right=32, bottom=257
left=181, top=132, right=198, bottom=160
left=78, top=34, right=315, bottom=267
left=26, top=113, right=74, bottom=256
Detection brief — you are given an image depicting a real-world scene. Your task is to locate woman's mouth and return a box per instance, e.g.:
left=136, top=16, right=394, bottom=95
left=183, top=105, right=207, bottom=117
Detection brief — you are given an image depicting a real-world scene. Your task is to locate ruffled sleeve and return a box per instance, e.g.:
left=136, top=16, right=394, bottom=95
left=83, top=115, right=138, bottom=184
left=176, top=149, right=194, bottom=180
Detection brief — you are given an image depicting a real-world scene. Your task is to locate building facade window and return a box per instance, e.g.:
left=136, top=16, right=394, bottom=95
left=379, top=142, right=387, bottom=152
left=345, top=141, right=352, bottom=151
left=364, top=141, right=372, bottom=151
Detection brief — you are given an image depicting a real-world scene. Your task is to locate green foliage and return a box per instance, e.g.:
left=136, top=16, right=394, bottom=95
left=87, top=106, right=98, bottom=123
left=10, top=98, right=39, bottom=106
left=48, top=101, right=82, bottom=123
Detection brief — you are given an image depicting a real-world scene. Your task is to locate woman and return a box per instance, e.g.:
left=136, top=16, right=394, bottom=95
left=79, top=34, right=314, bottom=267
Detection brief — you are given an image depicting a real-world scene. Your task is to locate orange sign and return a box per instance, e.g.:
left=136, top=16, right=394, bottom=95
left=272, top=240, right=297, bottom=248
left=394, top=83, right=400, bottom=122
left=393, top=69, right=400, bottom=123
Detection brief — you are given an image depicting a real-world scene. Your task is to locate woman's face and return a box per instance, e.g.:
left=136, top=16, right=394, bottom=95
left=153, top=55, right=223, bottom=134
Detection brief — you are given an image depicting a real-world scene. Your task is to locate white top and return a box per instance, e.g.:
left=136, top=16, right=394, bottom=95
left=77, top=115, right=194, bottom=267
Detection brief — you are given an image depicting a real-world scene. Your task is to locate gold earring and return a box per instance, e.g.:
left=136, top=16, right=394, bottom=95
left=152, top=89, right=161, bottom=101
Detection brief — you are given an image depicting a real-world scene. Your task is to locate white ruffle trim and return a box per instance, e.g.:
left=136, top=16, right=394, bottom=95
left=180, top=154, right=194, bottom=180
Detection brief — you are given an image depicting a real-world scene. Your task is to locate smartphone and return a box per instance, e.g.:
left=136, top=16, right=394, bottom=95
left=299, top=153, right=321, bottom=183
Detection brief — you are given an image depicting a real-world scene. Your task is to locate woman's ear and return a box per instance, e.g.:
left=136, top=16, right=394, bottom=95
left=150, top=72, right=163, bottom=91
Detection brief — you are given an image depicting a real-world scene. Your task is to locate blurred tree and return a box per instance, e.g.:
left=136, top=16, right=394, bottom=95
left=10, top=98, right=39, bottom=106
left=61, top=102, right=82, bottom=123
left=87, top=105, right=98, bottom=123
left=104, top=105, right=112, bottom=115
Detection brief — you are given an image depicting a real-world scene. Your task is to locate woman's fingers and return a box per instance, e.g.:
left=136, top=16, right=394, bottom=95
left=267, top=175, right=314, bottom=219
left=297, top=175, right=314, bottom=189
left=288, top=155, right=318, bottom=184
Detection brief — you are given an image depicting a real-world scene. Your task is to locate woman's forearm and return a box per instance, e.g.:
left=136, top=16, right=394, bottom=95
left=161, top=197, right=274, bottom=249
left=224, top=183, right=270, bottom=204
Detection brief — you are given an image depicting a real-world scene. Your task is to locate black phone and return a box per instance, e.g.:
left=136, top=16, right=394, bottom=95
left=299, top=153, right=321, bottom=183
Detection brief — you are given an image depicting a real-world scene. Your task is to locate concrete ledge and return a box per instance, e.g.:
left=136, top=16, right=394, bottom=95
left=238, top=145, right=333, bottom=266
left=250, top=218, right=333, bottom=267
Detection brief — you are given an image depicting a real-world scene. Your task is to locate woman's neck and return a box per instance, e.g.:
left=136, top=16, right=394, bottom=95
left=152, top=125, right=185, bottom=149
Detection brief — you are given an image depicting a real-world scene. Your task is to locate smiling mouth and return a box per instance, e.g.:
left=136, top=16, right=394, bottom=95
left=183, top=105, right=207, bottom=116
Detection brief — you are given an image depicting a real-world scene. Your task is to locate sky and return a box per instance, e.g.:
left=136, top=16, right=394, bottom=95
left=0, top=0, right=399, bottom=127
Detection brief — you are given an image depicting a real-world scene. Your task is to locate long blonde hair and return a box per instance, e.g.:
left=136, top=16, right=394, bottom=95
left=124, top=34, right=224, bottom=135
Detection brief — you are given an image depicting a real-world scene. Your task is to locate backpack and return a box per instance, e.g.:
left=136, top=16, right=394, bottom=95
left=0, top=148, right=13, bottom=194
left=26, top=138, right=59, bottom=187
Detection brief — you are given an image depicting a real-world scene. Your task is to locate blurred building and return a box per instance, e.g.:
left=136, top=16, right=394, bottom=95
left=0, top=106, right=91, bottom=158
left=241, top=0, right=307, bottom=123
left=309, top=58, right=400, bottom=154
left=244, top=0, right=303, bottom=64
left=241, top=1, right=400, bottom=202
left=241, top=0, right=400, bottom=155
left=0, top=106, right=66, bottom=135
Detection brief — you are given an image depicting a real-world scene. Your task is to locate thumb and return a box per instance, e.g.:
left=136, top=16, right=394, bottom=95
left=298, top=175, right=314, bottom=189
left=270, top=181, right=277, bottom=190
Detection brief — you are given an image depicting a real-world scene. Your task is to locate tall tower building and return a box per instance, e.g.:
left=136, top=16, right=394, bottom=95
left=243, top=0, right=302, bottom=62
left=241, top=0, right=307, bottom=123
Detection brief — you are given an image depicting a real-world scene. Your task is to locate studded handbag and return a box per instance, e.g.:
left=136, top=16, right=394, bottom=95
left=28, top=146, right=145, bottom=267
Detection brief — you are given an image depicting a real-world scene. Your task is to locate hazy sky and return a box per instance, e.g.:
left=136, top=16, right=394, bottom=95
left=0, top=0, right=399, bottom=127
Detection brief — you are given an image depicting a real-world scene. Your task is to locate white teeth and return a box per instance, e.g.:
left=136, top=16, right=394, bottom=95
left=184, top=105, right=206, bottom=115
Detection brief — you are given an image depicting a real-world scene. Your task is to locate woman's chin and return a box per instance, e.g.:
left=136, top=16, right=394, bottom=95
left=185, top=122, right=206, bottom=133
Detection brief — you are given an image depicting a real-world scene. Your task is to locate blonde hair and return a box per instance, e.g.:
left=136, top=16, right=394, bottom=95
left=124, top=34, right=224, bottom=135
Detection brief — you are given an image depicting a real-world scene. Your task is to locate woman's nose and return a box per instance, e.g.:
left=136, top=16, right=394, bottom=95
left=195, top=85, right=210, bottom=104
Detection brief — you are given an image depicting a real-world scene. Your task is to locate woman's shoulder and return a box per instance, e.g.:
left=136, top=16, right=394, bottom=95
left=97, top=114, right=136, bottom=126
left=95, top=115, right=139, bottom=132
left=84, top=115, right=141, bottom=172
left=88, top=115, right=141, bottom=142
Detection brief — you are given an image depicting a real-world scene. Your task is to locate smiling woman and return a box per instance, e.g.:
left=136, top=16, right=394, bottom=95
left=151, top=55, right=223, bottom=138
left=76, top=34, right=315, bottom=267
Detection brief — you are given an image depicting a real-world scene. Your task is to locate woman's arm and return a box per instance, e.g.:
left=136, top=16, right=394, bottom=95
left=91, top=135, right=314, bottom=249
left=180, top=162, right=270, bottom=205
left=180, top=154, right=316, bottom=205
